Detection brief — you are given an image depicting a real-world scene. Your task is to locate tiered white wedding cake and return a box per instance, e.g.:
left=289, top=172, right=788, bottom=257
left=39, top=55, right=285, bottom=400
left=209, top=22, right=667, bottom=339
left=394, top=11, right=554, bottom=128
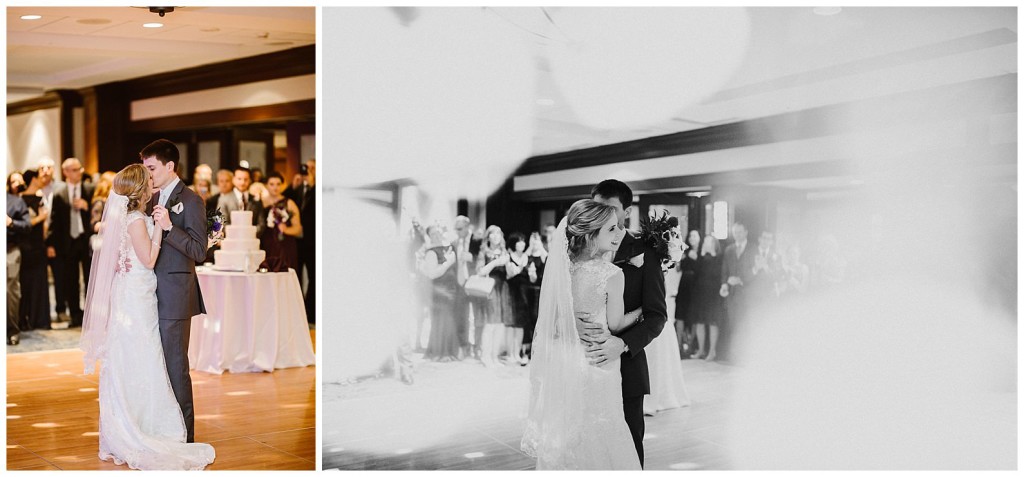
left=213, top=210, right=265, bottom=273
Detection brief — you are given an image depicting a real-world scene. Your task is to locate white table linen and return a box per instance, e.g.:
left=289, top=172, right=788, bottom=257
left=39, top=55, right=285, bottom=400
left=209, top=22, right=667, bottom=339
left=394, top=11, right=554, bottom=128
left=188, top=268, right=315, bottom=373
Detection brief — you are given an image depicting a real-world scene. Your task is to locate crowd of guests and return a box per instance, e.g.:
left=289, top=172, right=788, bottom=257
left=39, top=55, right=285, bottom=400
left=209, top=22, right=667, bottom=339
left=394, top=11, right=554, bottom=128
left=408, top=216, right=558, bottom=368
left=6, top=156, right=318, bottom=345
left=405, top=211, right=849, bottom=369
left=671, top=222, right=847, bottom=362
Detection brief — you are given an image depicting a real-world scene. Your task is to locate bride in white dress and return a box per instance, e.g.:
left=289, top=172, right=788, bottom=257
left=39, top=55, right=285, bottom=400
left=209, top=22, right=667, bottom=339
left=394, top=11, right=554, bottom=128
left=521, top=199, right=640, bottom=470
left=80, top=164, right=215, bottom=470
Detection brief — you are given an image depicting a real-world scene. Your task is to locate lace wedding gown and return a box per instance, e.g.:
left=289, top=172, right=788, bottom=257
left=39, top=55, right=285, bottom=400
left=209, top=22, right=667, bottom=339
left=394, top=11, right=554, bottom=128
left=98, top=211, right=215, bottom=470
left=535, top=259, right=641, bottom=470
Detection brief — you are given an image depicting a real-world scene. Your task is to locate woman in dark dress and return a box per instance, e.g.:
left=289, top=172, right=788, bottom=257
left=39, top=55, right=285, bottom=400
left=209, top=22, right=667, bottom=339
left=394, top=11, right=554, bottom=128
left=476, top=225, right=513, bottom=368
left=421, top=225, right=460, bottom=361
left=503, top=233, right=531, bottom=365
left=691, top=235, right=724, bottom=361
left=522, top=232, right=547, bottom=360
left=259, top=172, right=302, bottom=272
left=674, top=229, right=701, bottom=357
left=16, top=170, right=52, bottom=331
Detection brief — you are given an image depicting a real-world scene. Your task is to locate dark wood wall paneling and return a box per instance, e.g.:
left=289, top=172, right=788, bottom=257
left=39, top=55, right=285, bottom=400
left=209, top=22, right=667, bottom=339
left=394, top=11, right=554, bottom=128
left=517, top=73, right=1017, bottom=178
left=7, top=45, right=315, bottom=175
left=485, top=74, right=1017, bottom=237
left=128, top=100, right=315, bottom=133
left=286, top=121, right=316, bottom=180
left=117, top=45, right=315, bottom=102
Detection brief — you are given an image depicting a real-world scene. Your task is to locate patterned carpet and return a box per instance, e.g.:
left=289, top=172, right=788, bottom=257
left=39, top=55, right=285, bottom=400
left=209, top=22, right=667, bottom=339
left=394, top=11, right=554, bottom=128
left=6, top=327, right=82, bottom=354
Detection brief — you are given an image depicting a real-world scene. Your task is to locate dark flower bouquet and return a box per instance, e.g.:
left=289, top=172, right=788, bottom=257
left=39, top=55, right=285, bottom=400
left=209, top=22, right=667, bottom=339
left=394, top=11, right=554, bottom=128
left=639, top=209, right=683, bottom=270
left=266, top=202, right=291, bottom=241
left=207, top=208, right=226, bottom=246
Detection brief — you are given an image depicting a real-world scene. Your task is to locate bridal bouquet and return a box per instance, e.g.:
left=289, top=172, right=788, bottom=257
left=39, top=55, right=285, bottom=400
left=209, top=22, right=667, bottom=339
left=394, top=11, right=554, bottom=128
left=639, top=209, right=683, bottom=271
left=207, top=208, right=226, bottom=246
left=267, top=205, right=291, bottom=241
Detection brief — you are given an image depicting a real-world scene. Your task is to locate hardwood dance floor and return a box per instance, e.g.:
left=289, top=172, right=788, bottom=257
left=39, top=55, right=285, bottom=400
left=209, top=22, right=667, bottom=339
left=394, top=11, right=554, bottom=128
left=7, top=331, right=316, bottom=471
left=323, top=356, right=736, bottom=470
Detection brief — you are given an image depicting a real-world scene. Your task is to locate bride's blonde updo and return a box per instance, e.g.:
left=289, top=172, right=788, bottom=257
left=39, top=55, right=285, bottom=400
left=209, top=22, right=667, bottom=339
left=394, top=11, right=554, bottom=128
left=565, top=199, right=617, bottom=261
left=112, top=164, right=152, bottom=212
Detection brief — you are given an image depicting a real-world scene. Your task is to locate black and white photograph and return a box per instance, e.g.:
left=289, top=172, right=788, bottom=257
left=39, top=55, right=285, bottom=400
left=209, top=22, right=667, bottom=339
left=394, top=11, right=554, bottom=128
left=322, top=5, right=1017, bottom=471
left=6, top=6, right=316, bottom=470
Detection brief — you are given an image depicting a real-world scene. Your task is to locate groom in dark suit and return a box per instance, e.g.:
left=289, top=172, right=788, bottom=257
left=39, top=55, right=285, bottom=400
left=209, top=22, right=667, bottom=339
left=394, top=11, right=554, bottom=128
left=142, top=139, right=208, bottom=443
left=579, top=179, right=667, bottom=468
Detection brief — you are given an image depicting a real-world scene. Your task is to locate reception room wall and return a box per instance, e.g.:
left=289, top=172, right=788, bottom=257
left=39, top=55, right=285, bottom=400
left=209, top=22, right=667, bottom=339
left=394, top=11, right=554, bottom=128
left=6, top=108, right=60, bottom=175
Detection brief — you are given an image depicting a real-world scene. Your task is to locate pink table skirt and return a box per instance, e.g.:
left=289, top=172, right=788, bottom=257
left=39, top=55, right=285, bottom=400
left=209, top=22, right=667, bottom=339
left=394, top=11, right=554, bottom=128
left=188, top=268, right=315, bottom=374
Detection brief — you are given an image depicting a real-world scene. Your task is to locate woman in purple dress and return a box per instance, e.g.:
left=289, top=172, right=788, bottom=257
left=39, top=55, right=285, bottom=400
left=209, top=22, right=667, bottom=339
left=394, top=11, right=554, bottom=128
left=259, top=172, right=303, bottom=272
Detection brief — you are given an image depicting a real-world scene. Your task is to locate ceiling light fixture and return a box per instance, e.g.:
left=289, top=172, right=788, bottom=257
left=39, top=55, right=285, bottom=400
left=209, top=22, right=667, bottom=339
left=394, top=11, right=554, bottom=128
left=143, top=22, right=164, bottom=28
left=813, top=7, right=842, bottom=16
left=20, top=15, right=42, bottom=20
left=149, top=7, right=175, bottom=17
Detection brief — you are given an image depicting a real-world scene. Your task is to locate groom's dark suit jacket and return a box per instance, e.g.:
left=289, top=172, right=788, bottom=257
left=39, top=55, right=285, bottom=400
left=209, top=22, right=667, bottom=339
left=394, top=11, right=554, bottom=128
left=612, top=231, right=667, bottom=398
left=155, top=180, right=208, bottom=320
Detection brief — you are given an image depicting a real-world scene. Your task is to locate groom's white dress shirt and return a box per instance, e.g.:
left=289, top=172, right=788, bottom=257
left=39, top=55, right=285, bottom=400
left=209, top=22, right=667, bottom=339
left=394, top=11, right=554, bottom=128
left=159, top=177, right=181, bottom=208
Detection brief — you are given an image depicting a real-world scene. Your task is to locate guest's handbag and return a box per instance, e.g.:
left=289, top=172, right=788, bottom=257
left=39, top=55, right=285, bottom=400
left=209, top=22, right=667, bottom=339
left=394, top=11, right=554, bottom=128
left=464, top=275, right=496, bottom=298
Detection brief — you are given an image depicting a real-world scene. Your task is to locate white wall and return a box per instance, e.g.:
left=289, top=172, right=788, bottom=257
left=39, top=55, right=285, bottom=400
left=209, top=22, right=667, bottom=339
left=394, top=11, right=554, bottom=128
left=7, top=108, right=60, bottom=177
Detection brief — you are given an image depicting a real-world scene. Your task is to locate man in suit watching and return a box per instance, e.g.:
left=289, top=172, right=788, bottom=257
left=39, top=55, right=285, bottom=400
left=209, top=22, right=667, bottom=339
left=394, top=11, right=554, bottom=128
left=49, top=158, right=94, bottom=328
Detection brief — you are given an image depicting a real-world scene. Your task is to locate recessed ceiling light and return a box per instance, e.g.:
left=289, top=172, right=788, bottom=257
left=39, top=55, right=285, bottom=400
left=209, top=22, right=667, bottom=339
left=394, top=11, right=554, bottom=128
left=143, top=22, right=164, bottom=28
left=20, top=15, right=42, bottom=20
left=813, top=7, right=842, bottom=16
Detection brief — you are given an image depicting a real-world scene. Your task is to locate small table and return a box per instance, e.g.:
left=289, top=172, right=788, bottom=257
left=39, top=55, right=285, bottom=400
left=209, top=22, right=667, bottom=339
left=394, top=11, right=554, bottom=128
left=188, top=267, right=315, bottom=374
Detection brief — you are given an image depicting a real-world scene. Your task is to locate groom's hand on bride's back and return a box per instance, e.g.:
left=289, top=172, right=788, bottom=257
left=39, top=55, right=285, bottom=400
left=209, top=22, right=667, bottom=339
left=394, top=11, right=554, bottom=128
left=575, top=312, right=610, bottom=343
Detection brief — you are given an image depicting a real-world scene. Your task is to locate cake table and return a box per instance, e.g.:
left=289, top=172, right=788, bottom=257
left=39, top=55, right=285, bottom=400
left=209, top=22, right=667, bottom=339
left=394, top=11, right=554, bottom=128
left=188, top=267, right=315, bottom=374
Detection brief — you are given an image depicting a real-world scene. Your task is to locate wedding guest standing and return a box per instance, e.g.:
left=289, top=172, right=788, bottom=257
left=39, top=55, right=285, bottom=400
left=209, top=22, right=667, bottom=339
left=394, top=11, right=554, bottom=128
left=18, top=169, right=52, bottom=331
left=720, top=222, right=755, bottom=361
left=504, top=232, right=531, bottom=365
left=193, top=164, right=215, bottom=195
left=692, top=236, right=724, bottom=360
left=286, top=159, right=316, bottom=324
left=7, top=174, right=31, bottom=345
left=259, top=172, right=303, bottom=272
left=476, top=225, right=512, bottom=367
left=779, top=244, right=810, bottom=297
left=50, top=158, right=94, bottom=328
left=217, top=167, right=263, bottom=234
left=522, top=231, right=547, bottom=360
left=451, top=215, right=480, bottom=357
left=206, top=169, right=234, bottom=216
left=675, top=229, right=701, bottom=357
left=421, top=225, right=460, bottom=361
left=190, top=177, right=213, bottom=203
left=90, top=171, right=117, bottom=235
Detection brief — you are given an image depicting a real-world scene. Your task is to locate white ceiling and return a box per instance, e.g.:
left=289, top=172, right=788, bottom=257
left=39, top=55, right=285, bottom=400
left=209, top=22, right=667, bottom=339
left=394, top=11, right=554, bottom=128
left=491, top=6, right=1017, bottom=158
left=7, top=6, right=315, bottom=103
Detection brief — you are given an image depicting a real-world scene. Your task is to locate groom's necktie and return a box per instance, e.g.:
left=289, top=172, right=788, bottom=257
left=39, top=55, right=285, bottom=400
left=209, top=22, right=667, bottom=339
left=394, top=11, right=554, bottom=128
left=241, top=193, right=249, bottom=211
left=70, top=184, right=83, bottom=239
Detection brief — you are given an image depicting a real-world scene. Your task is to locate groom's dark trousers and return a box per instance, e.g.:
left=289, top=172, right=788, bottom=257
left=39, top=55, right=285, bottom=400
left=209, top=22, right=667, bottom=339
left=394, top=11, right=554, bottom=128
left=153, top=181, right=208, bottom=443
left=613, top=233, right=668, bottom=468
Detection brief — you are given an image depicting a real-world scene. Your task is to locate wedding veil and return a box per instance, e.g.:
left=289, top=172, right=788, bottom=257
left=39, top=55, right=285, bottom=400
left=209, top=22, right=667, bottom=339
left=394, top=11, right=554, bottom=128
left=521, top=217, right=588, bottom=465
left=80, top=192, right=129, bottom=374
